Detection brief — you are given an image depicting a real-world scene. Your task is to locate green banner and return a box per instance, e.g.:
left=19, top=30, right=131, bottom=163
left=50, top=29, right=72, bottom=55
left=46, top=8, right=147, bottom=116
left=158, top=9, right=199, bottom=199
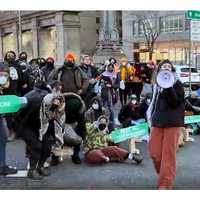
left=185, top=115, right=200, bottom=124
left=0, top=95, right=21, bottom=114
left=110, top=123, right=149, bottom=143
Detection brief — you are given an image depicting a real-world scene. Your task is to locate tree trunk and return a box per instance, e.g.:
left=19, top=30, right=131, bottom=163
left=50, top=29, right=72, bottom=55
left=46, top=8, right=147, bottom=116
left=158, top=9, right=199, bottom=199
left=149, top=49, right=153, bottom=60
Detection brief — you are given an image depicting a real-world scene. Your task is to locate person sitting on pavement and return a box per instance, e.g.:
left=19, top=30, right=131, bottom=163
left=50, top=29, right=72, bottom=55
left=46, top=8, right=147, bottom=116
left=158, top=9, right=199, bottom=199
left=0, top=62, right=18, bottom=176
left=118, top=94, right=144, bottom=157
left=84, top=115, right=143, bottom=164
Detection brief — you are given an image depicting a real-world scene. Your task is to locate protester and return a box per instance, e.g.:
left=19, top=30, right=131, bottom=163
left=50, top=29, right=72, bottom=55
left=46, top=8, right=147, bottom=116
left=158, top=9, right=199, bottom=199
left=147, top=59, right=185, bottom=189
left=98, top=63, right=119, bottom=123
left=40, top=92, right=66, bottom=168
left=84, top=115, right=143, bottom=164
left=132, top=61, right=144, bottom=102
left=0, top=62, right=18, bottom=175
left=50, top=53, right=89, bottom=97
left=80, top=55, right=98, bottom=108
left=118, top=94, right=144, bottom=158
left=85, top=97, right=106, bottom=123
left=4, top=51, right=28, bottom=141
left=38, top=57, right=46, bottom=69
left=109, top=57, right=119, bottom=75
left=16, top=80, right=51, bottom=179
left=41, top=57, right=55, bottom=82
left=63, top=92, right=87, bottom=164
left=118, top=57, right=135, bottom=106
left=29, top=58, right=46, bottom=89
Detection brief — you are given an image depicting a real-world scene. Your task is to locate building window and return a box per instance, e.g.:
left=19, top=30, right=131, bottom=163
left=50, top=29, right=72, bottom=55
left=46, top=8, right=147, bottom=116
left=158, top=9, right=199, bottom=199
left=138, top=20, right=144, bottom=36
left=160, top=15, right=184, bottom=33
left=132, top=21, right=137, bottom=36
left=96, top=17, right=100, bottom=24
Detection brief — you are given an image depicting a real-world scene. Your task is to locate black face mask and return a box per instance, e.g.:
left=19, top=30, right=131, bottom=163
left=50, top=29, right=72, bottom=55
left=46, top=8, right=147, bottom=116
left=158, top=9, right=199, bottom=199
left=20, top=56, right=27, bottom=61
left=7, top=58, right=15, bottom=64
left=64, top=61, right=74, bottom=68
left=47, top=62, right=54, bottom=68
left=98, top=124, right=107, bottom=131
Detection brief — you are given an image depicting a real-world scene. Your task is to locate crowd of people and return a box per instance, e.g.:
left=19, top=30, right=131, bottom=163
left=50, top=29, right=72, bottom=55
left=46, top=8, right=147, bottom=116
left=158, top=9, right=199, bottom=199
left=0, top=50, right=190, bottom=189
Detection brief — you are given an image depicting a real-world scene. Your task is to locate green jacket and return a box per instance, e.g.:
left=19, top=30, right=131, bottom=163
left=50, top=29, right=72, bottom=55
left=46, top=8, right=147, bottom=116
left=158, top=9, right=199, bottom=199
left=84, top=123, right=111, bottom=153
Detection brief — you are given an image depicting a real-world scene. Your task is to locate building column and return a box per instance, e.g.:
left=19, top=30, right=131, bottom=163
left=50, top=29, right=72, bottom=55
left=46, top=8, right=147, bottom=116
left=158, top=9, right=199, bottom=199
left=13, top=23, right=19, bottom=56
left=0, top=29, right=3, bottom=61
left=55, top=12, right=65, bottom=66
left=32, top=18, right=39, bottom=58
left=63, top=12, right=81, bottom=63
left=122, top=11, right=134, bottom=60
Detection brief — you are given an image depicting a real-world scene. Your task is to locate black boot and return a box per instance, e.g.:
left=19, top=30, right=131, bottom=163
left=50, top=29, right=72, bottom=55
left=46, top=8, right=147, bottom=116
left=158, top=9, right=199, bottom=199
left=72, top=146, right=82, bottom=164
left=72, top=155, right=82, bottom=164
left=37, top=159, right=51, bottom=176
left=27, top=159, right=43, bottom=180
left=132, top=153, right=143, bottom=164
left=37, top=166, right=50, bottom=176
left=51, top=155, right=60, bottom=166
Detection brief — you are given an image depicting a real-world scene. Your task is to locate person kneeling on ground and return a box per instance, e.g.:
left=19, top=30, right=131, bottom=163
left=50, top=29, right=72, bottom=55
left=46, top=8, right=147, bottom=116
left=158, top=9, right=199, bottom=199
left=84, top=115, right=143, bottom=164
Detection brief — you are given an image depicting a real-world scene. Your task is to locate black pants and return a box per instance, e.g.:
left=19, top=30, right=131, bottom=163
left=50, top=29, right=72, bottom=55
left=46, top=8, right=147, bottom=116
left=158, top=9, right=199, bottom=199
left=21, top=127, right=52, bottom=170
left=119, top=85, right=129, bottom=107
left=73, top=113, right=86, bottom=157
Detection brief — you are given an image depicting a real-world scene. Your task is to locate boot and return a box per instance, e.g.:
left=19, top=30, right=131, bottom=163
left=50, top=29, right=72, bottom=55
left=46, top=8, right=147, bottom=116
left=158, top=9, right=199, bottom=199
left=71, top=155, right=82, bottom=164
left=27, top=159, right=43, bottom=180
left=27, top=169, right=43, bottom=180
left=132, top=153, right=143, bottom=164
left=37, top=159, right=51, bottom=176
left=37, top=166, right=50, bottom=176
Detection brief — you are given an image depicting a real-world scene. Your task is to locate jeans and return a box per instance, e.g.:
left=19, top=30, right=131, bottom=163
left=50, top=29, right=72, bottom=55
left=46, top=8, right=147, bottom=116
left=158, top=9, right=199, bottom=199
left=0, top=117, right=8, bottom=168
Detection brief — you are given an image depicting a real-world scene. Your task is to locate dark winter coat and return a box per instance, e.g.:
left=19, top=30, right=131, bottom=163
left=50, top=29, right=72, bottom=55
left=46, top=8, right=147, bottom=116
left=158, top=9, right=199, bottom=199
left=151, top=80, right=185, bottom=128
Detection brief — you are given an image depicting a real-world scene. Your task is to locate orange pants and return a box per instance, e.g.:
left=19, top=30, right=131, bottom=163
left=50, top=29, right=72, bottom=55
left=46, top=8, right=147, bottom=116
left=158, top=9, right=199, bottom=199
left=149, top=127, right=180, bottom=189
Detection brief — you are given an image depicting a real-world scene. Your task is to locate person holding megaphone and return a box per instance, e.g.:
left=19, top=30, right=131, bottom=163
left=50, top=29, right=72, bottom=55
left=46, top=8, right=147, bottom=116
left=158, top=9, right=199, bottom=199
left=147, top=59, right=185, bottom=190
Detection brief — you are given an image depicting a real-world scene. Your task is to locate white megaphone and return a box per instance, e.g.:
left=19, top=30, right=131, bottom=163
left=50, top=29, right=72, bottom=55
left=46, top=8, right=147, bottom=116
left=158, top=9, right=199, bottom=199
left=156, top=70, right=175, bottom=89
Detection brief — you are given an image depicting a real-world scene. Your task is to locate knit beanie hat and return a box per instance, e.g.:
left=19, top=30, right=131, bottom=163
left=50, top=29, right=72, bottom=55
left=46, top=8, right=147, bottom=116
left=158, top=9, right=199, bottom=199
left=64, top=53, right=76, bottom=62
left=65, top=96, right=82, bottom=113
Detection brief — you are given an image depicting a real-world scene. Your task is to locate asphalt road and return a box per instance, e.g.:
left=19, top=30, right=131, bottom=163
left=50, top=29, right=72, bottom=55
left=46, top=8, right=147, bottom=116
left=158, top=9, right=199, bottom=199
left=1, top=135, right=200, bottom=190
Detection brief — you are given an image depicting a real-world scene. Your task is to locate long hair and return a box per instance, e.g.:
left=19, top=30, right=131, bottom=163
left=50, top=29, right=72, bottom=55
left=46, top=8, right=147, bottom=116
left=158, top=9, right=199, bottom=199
left=151, top=59, right=175, bottom=85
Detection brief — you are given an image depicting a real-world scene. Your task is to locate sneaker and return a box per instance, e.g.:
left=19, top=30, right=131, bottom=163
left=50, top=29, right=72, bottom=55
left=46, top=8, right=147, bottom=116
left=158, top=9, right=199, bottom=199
left=27, top=169, right=43, bottom=180
left=71, top=155, right=82, bottom=164
left=37, top=167, right=50, bottom=176
left=0, top=165, right=17, bottom=175
left=132, top=153, right=143, bottom=164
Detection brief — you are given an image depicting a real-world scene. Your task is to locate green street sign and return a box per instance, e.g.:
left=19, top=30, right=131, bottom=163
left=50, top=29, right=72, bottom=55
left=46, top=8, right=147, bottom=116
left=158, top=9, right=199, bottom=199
left=187, top=10, right=200, bottom=20
left=110, top=123, right=149, bottom=143
left=0, top=95, right=26, bottom=114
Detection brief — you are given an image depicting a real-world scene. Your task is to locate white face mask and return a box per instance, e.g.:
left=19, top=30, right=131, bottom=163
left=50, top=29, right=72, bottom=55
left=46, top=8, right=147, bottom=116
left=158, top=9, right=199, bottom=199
left=92, top=103, right=99, bottom=110
left=0, top=75, right=8, bottom=86
left=132, top=100, right=137, bottom=105
left=146, top=99, right=151, bottom=104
